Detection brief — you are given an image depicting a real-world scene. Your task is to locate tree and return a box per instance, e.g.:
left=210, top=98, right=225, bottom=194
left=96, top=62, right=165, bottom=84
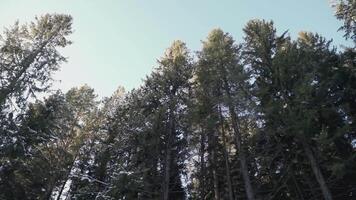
left=0, top=91, right=74, bottom=200
left=0, top=14, right=73, bottom=200
left=2, top=7, right=356, bottom=199
left=0, top=14, right=72, bottom=109
left=194, top=29, right=255, bottom=200
left=143, top=40, right=192, bottom=200
left=334, top=0, right=356, bottom=43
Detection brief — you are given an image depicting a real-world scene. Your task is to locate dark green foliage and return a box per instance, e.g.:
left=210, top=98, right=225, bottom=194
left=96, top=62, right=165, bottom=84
left=334, top=0, right=356, bottom=43
left=1, top=4, right=356, bottom=199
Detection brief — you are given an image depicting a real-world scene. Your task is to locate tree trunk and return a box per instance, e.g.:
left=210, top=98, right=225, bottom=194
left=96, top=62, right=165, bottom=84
left=229, top=108, right=255, bottom=200
left=163, top=107, right=174, bottom=200
left=303, top=170, right=319, bottom=199
left=163, top=141, right=171, bottom=200
left=56, top=155, right=77, bottom=200
left=199, top=127, right=206, bottom=199
left=223, top=80, right=255, bottom=200
left=218, top=105, right=234, bottom=200
left=212, top=145, right=220, bottom=200
left=302, top=142, right=333, bottom=200
left=207, top=125, right=220, bottom=200
left=291, top=173, right=304, bottom=200
left=56, top=179, right=67, bottom=200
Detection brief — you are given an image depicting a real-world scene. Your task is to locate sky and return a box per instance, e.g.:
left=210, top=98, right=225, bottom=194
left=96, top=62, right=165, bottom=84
left=0, top=0, right=352, bottom=98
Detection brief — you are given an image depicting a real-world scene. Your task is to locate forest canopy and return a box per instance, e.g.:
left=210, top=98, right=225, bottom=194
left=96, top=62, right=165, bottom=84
left=0, top=1, right=355, bottom=200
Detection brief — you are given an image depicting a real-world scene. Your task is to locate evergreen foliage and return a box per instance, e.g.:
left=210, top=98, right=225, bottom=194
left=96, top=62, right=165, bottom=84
left=0, top=1, right=355, bottom=199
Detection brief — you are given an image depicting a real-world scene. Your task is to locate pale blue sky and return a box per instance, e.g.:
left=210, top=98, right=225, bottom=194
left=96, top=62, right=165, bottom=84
left=0, top=0, right=351, bottom=97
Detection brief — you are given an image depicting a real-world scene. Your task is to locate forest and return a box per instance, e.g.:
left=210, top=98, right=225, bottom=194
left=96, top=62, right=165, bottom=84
left=0, top=1, right=355, bottom=200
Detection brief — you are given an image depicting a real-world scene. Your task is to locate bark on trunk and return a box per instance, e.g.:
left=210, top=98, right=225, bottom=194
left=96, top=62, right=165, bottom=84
left=56, top=178, right=67, bottom=200
left=163, top=143, right=171, bottom=200
left=218, top=105, right=234, bottom=200
left=208, top=126, right=220, bottom=200
left=223, top=80, right=255, bottom=200
left=302, top=142, right=333, bottom=200
left=230, top=109, right=255, bottom=200
left=212, top=146, right=220, bottom=200
left=56, top=155, right=77, bottom=200
left=199, top=128, right=206, bottom=199
left=303, top=170, right=319, bottom=199
left=163, top=107, right=174, bottom=200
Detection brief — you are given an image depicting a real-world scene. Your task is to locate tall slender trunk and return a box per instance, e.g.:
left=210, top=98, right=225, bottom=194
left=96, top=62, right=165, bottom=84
left=207, top=121, right=220, bottom=200
left=229, top=107, right=255, bottom=200
left=291, top=173, right=304, bottom=200
left=212, top=144, right=220, bottom=200
left=218, top=105, right=234, bottom=200
left=143, top=112, right=162, bottom=199
left=223, top=80, right=255, bottom=200
left=302, top=141, right=333, bottom=200
left=163, top=107, right=174, bottom=200
left=303, top=170, right=318, bottom=199
left=56, top=179, right=67, bottom=200
left=199, top=127, right=206, bottom=199
left=56, top=155, right=77, bottom=200
left=163, top=142, right=171, bottom=200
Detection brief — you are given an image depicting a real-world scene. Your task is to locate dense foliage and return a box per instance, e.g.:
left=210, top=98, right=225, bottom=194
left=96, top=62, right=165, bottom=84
left=0, top=1, right=355, bottom=199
